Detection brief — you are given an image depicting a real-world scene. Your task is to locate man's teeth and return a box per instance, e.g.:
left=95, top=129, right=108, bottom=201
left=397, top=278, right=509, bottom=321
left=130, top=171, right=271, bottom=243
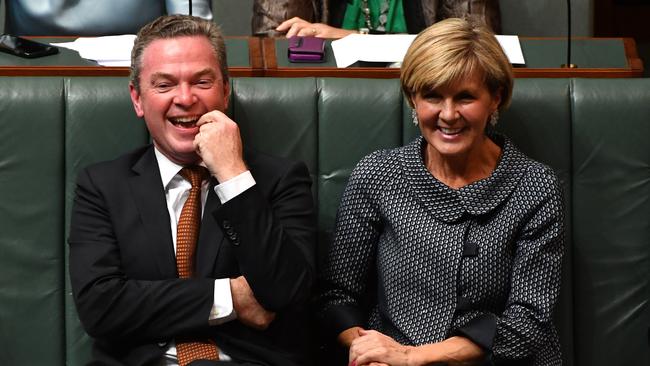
left=170, top=117, right=199, bottom=127
left=439, top=127, right=462, bottom=134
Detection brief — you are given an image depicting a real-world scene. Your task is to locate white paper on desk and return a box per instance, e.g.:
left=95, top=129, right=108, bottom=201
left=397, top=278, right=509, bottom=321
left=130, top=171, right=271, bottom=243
left=331, top=34, right=416, bottom=68
left=496, top=35, right=525, bottom=65
left=52, top=34, right=136, bottom=66
left=96, top=60, right=132, bottom=67
left=331, top=34, right=525, bottom=68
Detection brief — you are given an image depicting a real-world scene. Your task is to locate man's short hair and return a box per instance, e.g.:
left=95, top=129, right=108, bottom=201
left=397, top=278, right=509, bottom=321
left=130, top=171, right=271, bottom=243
left=130, top=14, right=228, bottom=92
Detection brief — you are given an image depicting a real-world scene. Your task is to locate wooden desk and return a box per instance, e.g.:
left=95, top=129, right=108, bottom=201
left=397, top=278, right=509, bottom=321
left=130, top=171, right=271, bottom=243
left=262, top=37, right=644, bottom=78
left=0, top=36, right=642, bottom=78
left=0, top=37, right=265, bottom=77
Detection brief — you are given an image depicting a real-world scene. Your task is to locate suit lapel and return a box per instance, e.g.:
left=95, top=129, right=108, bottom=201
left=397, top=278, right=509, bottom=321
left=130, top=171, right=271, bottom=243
left=196, top=178, right=225, bottom=277
left=129, top=147, right=177, bottom=278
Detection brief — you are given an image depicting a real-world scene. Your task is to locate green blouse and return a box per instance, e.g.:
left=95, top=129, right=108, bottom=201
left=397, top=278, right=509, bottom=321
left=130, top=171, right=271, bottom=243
left=341, top=0, right=407, bottom=34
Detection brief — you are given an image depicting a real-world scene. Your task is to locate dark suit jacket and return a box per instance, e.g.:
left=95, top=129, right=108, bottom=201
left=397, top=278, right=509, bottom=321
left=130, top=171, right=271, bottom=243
left=69, top=145, right=317, bottom=366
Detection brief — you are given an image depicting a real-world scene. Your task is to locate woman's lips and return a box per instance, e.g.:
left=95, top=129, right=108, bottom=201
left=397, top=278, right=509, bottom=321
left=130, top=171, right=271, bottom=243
left=438, top=126, right=463, bottom=135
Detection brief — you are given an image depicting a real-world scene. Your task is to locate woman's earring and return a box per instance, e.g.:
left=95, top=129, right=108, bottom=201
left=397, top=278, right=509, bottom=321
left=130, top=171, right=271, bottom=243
left=411, top=109, right=419, bottom=125
left=489, top=110, right=499, bottom=126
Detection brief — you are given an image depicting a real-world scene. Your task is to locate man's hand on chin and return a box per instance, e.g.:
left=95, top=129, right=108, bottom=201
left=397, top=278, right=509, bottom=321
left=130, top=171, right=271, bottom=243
left=194, top=110, right=248, bottom=183
left=230, top=276, right=276, bottom=330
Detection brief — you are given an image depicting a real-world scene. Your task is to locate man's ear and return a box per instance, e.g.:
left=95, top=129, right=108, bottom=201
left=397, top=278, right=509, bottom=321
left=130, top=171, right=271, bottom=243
left=129, top=83, right=145, bottom=118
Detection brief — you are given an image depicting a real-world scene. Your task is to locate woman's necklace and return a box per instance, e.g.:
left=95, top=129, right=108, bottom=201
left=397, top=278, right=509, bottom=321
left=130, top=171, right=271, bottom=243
left=360, top=0, right=390, bottom=33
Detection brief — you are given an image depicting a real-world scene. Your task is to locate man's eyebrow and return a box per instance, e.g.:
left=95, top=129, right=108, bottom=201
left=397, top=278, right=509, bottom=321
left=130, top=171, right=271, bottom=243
left=149, top=72, right=174, bottom=83
left=194, top=68, right=218, bottom=78
left=148, top=69, right=218, bottom=82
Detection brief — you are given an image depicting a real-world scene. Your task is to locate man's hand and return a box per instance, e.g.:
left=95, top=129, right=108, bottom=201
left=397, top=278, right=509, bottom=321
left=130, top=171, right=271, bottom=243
left=194, top=111, right=248, bottom=183
left=230, top=276, right=276, bottom=330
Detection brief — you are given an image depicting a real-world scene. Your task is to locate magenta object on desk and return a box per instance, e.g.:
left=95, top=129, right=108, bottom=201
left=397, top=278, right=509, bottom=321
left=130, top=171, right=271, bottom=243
left=287, top=36, right=325, bottom=63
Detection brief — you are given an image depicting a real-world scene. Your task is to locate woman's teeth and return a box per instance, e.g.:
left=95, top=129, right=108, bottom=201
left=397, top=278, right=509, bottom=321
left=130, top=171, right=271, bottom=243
left=439, top=127, right=462, bottom=135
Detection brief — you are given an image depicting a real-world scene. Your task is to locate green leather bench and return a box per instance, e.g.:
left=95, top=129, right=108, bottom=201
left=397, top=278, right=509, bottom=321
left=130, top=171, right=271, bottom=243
left=0, top=76, right=648, bottom=366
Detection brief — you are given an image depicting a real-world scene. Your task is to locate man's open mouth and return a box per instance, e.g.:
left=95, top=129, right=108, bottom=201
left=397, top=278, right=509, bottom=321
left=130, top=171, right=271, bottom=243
left=169, top=116, right=200, bottom=128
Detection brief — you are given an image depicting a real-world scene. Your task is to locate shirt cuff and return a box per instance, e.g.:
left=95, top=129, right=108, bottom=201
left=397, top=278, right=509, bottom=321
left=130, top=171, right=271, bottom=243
left=208, top=278, right=236, bottom=325
left=452, top=313, right=498, bottom=352
left=321, top=304, right=367, bottom=339
left=213, top=171, right=256, bottom=204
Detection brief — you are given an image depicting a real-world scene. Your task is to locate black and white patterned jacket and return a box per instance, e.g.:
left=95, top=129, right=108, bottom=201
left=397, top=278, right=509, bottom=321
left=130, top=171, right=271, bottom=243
left=320, top=134, right=564, bottom=365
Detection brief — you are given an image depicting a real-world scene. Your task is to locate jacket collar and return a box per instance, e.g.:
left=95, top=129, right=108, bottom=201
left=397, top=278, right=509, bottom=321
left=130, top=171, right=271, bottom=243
left=401, top=133, right=530, bottom=223
left=129, top=146, right=177, bottom=277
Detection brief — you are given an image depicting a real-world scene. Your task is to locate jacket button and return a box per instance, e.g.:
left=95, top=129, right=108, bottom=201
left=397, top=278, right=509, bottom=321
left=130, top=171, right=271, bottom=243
left=222, top=220, right=231, bottom=229
left=462, top=242, right=479, bottom=257
left=157, top=341, right=167, bottom=348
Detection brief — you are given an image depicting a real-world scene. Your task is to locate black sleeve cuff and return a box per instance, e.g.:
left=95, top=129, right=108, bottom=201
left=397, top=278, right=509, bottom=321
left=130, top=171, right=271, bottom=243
left=320, top=304, right=366, bottom=340
left=451, top=313, right=498, bottom=352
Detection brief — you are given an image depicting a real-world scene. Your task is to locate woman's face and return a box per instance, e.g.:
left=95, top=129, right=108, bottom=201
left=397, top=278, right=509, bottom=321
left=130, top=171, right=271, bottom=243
left=413, top=72, right=501, bottom=159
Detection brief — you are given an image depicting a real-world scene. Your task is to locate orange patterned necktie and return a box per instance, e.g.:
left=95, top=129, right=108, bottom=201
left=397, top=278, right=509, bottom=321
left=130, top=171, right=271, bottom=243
left=175, top=166, right=219, bottom=365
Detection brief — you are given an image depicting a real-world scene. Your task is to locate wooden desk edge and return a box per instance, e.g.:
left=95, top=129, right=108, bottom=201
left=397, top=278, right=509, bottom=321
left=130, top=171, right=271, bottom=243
left=264, top=67, right=644, bottom=78
left=264, top=36, right=643, bottom=78
left=622, top=38, right=644, bottom=73
left=0, top=66, right=128, bottom=77
left=262, top=37, right=278, bottom=70
left=0, top=66, right=264, bottom=77
left=0, top=37, right=643, bottom=78
left=247, top=37, right=264, bottom=71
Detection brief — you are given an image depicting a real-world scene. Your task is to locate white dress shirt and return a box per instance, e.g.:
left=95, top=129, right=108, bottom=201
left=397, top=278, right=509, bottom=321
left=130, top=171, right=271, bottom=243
left=154, top=148, right=256, bottom=364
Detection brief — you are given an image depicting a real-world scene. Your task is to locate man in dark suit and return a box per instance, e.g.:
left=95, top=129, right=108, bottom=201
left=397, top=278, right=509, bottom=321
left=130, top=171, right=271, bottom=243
left=68, top=15, right=316, bottom=366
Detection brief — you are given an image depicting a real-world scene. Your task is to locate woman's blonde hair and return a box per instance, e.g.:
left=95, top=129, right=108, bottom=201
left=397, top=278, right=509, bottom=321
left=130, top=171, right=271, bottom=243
left=401, top=17, right=513, bottom=110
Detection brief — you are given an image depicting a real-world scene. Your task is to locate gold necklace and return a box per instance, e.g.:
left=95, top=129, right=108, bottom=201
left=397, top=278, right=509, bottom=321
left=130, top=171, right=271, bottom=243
left=360, top=0, right=390, bottom=33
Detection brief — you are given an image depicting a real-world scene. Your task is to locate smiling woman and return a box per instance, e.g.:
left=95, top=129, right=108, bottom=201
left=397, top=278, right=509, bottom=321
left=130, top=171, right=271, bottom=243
left=319, top=17, right=565, bottom=366
left=400, top=15, right=511, bottom=189
left=411, top=72, right=501, bottom=189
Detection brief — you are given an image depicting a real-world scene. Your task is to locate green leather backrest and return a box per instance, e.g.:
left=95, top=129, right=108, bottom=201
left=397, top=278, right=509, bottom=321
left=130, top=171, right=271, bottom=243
left=316, top=78, right=406, bottom=258
left=1, top=76, right=648, bottom=366
left=572, top=78, right=650, bottom=366
left=230, top=78, right=318, bottom=189
left=0, top=77, right=66, bottom=365
left=63, top=77, right=150, bottom=366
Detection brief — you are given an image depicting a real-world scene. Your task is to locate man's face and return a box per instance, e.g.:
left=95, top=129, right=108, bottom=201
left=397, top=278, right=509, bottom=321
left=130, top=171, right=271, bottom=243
left=130, top=35, right=229, bottom=165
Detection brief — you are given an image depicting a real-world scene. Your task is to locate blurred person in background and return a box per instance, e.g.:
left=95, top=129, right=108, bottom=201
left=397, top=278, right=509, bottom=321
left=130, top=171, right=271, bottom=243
left=3, top=0, right=212, bottom=36
left=256, top=0, right=501, bottom=38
